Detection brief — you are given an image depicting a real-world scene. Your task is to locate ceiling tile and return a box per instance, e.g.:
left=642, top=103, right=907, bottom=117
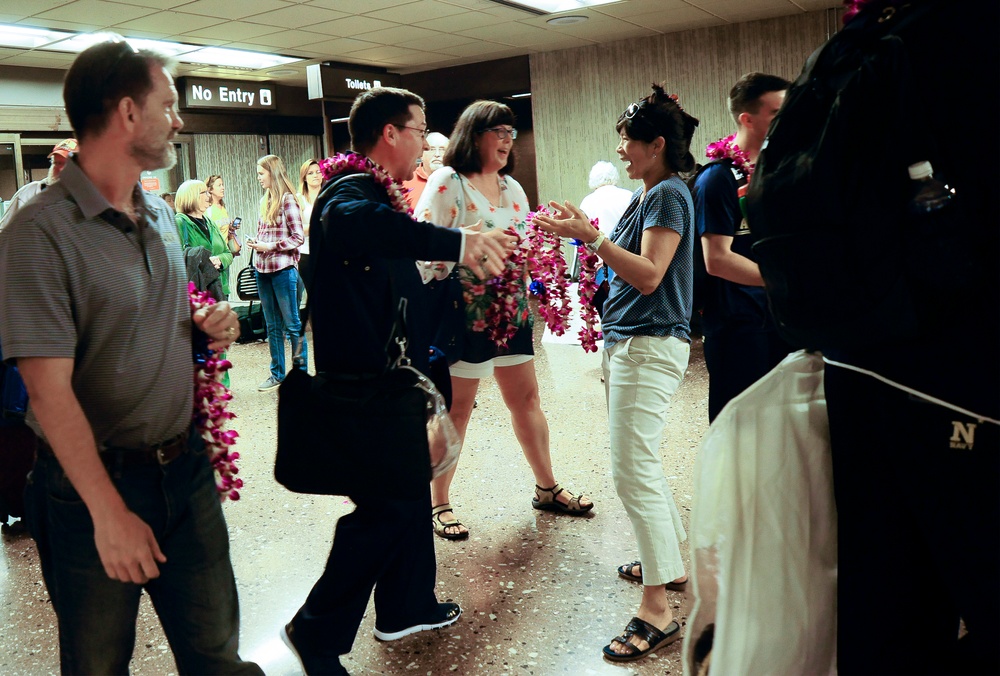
left=415, top=10, right=501, bottom=32
left=365, top=0, right=469, bottom=24
left=712, top=5, right=802, bottom=22
left=395, top=31, right=476, bottom=52
left=303, top=0, right=417, bottom=12
left=590, top=0, right=689, bottom=17
left=110, top=0, right=193, bottom=9
left=251, top=29, right=331, bottom=49
left=356, top=25, right=443, bottom=48
left=170, top=0, right=289, bottom=21
left=433, top=40, right=517, bottom=57
left=457, top=21, right=553, bottom=47
left=481, top=4, right=538, bottom=20
left=791, top=0, right=841, bottom=9
left=308, top=15, right=401, bottom=37
left=436, top=0, right=496, bottom=9
left=241, top=4, right=348, bottom=29
left=686, top=0, right=796, bottom=16
left=0, top=0, right=74, bottom=22
left=116, top=11, right=226, bottom=35
left=4, top=53, right=77, bottom=68
left=36, top=0, right=158, bottom=24
left=342, top=44, right=426, bottom=60
left=296, top=35, right=382, bottom=56
left=180, top=20, right=280, bottom=42
left=15, top=17, right=106, bottom=32
left=628, top=7, right=726, bottom=33
left=621, top=5, right=724, bottom=32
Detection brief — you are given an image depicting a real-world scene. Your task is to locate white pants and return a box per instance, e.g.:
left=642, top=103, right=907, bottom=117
left=603, top=335, right=690, bottom=586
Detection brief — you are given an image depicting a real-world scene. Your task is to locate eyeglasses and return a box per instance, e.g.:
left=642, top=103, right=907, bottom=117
left=199, top=190, right=211, bottom=196
left=481, top=127, right=517, bottom=140
left=398, top=125, right=429, bottom=139
left=624, top=101, right=647, bottom=120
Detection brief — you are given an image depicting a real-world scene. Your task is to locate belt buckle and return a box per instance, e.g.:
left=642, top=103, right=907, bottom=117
left=156, top=446, right=170, bottom=465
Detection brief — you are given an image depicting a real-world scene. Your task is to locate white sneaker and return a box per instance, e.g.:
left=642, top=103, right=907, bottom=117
left=373, top=602, right=462, bottom=642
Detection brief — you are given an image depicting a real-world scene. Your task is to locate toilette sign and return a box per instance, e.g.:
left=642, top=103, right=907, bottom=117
left=181, top=78, right=277, bottom=110
left=306, top=64, right=401, bottom=101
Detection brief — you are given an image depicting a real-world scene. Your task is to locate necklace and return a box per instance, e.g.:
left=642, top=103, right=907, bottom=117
left=319, top=152, right=412, bottom=215
left=705, top=134, right=754, bottom=177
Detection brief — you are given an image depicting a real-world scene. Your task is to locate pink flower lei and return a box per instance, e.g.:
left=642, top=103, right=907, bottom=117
left=189, top=283, right=242, bottom=501
left=522, top=207, right=603, bottom=353
left=705, top=134, right=753, bottom=177
left=319, top=152, right=412, bottom=216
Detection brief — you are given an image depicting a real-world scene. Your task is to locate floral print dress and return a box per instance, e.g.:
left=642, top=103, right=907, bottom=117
left=415, top=167, right=534, bottom=357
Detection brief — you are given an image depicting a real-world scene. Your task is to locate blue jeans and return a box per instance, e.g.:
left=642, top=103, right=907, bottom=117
left=25, top=447, right=262, bottom=675
left=256, top=266, right=307, bottom=381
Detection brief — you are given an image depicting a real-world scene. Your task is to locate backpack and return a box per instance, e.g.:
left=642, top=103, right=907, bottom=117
left=746, top=0, right=977, bottom=351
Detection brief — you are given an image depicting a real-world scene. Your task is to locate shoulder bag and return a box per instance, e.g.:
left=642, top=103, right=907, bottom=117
left=275, top=294, right=460, bottom=499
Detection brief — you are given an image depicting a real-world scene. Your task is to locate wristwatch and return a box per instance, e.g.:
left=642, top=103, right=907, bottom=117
left=584, top=231, right=606, bottom=253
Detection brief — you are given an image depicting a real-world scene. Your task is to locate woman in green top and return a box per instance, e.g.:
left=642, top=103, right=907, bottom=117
left=176, top=179, right=235, bottom=386
left=176, top=179, right=235, bottom=298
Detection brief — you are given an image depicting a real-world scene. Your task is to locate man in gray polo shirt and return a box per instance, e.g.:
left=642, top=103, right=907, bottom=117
left=0, top=38, right=260, bottom=675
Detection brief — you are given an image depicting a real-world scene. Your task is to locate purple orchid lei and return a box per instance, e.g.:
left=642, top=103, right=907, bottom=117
left=319, top=152, right=413, bottom=216
left=189, top=283, right=242, bottom=501
left=524, top=207, right=603, bottom=352
left=705, top=134, right=754, bottom=177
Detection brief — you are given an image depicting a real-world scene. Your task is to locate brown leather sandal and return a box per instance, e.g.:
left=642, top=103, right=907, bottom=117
left=531, top=483, right=594, bottom=515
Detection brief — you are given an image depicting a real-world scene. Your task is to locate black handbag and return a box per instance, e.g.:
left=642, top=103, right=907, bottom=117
left=236, top=252, right=259, bottom=301
left=274, top=298, right=432, bottom=499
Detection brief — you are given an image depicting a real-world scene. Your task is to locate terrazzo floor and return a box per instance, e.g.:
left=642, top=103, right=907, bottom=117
left=0, top=318, right=711, bottom=676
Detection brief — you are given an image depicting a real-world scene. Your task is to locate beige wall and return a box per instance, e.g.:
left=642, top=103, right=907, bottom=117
left=530, top=10, right=840, bottom=207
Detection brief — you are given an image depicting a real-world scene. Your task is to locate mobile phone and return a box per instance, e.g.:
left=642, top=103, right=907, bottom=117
left=231, top=217, right=241, bottom=230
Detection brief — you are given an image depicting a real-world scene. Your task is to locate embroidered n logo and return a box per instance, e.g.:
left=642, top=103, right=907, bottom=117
left=950, top=421, right=977, bottom=450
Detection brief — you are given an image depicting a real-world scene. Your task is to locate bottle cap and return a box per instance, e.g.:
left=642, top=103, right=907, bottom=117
left=908, top=161, right=933, bottom=180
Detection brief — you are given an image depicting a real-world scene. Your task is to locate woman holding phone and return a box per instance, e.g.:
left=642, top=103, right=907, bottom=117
left=248, top=155, right=306, bottom=392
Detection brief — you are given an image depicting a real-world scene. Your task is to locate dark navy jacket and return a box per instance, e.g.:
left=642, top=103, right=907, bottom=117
left=308, top=165, right=463, bottom=377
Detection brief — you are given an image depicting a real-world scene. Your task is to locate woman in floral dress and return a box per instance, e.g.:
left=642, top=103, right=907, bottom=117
left=415, top=100, right=594, bottom=540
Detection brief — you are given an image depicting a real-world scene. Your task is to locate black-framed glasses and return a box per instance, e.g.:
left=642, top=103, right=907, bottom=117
left=481, top=126, right=517, bottom=140
left=397, top=125, right=429, bottom=139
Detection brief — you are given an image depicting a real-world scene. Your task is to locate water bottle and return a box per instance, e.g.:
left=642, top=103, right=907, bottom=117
left=908, top=161, right=954, bottom=213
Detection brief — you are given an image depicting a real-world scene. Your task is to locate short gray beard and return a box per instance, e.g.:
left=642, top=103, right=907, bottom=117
left=130, top=138, right=177, bottom=171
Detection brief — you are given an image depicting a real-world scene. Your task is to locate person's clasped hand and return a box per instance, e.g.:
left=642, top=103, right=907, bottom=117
left=194, top=301, right=241, bottom=350
left=462, top=227, right=513, bottom=278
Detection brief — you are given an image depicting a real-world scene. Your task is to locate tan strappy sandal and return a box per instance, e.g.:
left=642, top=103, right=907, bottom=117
left=531, top=483, right=594, bottom=515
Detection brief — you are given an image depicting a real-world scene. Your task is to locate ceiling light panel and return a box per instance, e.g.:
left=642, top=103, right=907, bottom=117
left=491, top=0, right=621, bottom=14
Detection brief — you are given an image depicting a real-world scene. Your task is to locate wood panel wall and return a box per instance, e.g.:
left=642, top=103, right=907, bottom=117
left=192, top=133, right=264, bottom=298
left=530, top=10, right=839, bottom=206
left=191, top=133, right=318, bottom=298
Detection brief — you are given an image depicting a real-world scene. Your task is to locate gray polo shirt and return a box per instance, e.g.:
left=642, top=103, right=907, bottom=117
left=0, top=157, right=192, bottom=447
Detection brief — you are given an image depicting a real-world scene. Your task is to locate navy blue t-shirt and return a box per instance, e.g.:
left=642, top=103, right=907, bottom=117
left=602, top=176, right=693, bottom=347
left=692, top=160, right=769, bottom=335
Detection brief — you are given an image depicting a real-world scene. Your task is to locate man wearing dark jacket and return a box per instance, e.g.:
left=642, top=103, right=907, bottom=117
left=280, top=87, right=510, bottom=676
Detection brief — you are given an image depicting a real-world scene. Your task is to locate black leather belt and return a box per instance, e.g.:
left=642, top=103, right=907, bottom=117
left=37, top=432, right=188, bottom=469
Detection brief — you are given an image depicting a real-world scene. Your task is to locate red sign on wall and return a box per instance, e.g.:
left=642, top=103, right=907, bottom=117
left=141, top=177, right=161, bottom=192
